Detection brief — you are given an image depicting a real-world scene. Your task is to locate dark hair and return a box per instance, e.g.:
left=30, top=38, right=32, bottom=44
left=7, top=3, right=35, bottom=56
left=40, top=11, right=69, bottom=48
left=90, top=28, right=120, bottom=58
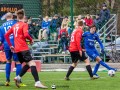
left=64, top=16, right=68, bottom=19
left=16, top=9, right=25, bottom=19
left=90, top=24, right=96, bottom=28
left=102, top=3, right=107, bottom=7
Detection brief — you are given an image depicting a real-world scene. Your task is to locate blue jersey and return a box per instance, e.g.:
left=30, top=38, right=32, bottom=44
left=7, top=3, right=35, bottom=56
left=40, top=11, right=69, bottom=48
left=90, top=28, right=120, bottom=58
left=82, top=31, right=104, bottom=50
left=0, top=20, right=17, bottom=50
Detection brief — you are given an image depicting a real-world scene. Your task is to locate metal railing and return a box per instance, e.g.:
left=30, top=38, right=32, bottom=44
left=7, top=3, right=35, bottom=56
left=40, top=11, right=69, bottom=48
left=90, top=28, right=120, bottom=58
left=97, top=14, right=117, bottom=38
left=97, top=14, right=119, bottom=62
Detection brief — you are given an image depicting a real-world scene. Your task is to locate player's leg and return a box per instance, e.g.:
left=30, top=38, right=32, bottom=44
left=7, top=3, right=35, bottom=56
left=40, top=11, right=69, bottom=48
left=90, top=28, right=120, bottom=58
left=4, top=50, right=12, bottom=86
left=16, top=52, right=30, bottom=78
left=81, top=51, right=94, bottom=79
left=12, top=53, right=22, bottom=77
left=84, top=58, right=94, bottom=79
left=15, top=50, right=47, bottom=88
left=86, top=50, right=100, bottom=77
left=65, top=51, right=79, bottom=80
left=96, top=56, right=116, bottom=71
left=65, top=62, right=78, bottom=80
left=94, top=49, right=116, bottom=71
left=12, top=53, right=26, bottom=86
left=93, top=61, right=100, bottom=76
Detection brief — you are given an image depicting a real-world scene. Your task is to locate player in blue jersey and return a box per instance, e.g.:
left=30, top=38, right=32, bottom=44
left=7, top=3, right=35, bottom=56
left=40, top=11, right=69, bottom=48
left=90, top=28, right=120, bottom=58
left=83, top=25, right=116, bottom=78
left=0, top=12, right=22, bottom=86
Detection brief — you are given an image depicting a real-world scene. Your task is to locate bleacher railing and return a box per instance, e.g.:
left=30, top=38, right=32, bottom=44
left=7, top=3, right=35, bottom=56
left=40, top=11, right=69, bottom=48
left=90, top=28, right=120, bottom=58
left=97, top=14, right=118, bottom=62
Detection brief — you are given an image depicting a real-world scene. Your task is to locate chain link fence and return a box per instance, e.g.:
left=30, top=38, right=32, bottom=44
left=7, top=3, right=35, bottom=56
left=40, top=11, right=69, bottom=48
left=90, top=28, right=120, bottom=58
left=40, top=0, right=120, bottom=33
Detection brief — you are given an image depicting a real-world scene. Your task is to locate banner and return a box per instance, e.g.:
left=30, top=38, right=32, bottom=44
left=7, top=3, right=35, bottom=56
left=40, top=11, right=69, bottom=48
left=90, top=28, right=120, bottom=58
left=0, top=4, right=23, bottom=18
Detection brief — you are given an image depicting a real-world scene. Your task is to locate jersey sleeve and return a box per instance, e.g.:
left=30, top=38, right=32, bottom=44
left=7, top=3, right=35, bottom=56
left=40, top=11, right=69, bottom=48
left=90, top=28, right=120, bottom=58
left=5, top=27, right=13, bottom=47
left=23, top=23, right=33, bottom=41
left=96, top=34, right=104, bottom=49
left=75, top=31, right=83, bottom=51
left=82, top=32, right=87, bottom=37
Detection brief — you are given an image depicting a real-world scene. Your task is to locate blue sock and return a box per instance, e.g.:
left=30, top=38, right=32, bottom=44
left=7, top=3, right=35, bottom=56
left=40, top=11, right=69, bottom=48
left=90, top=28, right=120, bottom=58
left=5, top=63, right=11, bottom=81
left=93, top=63, right=100, bottom=75
left=16, top=64, right=22, bottom=76
left=99, top=60, right=111, bottom=70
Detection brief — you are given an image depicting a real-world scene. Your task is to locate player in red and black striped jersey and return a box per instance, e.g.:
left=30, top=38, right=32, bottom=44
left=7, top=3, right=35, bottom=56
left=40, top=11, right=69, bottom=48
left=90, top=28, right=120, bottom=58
left=65, top=20, right=96, bottom=80
left=5, top=9, right=48, bottom=89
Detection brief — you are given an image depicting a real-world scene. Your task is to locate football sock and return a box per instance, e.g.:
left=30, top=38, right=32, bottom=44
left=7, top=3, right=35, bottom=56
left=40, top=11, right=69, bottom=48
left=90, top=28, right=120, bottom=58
left=93, top=63, right=100, bottom=75
left=66, top=66, right=74, bottom=78
left=99, top=60, right=111, bottom=70
left=31, top=66, right=39, bottom=82
left=6, top=63, right=11, bottom=82
left=16, top=64, right=22, bottom=76
left=86, top=65, right=93, bottom=77
left=19, top=65, right=30, bottom=77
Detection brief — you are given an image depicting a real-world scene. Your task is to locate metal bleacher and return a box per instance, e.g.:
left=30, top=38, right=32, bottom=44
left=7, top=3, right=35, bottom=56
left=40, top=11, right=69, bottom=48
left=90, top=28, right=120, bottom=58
left=31, top=40, right=71, bottom=63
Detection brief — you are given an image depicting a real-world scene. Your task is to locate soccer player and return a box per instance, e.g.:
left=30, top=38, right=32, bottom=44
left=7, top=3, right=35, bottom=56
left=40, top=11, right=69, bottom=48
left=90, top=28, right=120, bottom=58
left=0, top=12, right=22, bottom=86
left=65, top=20, right=95, bottom=80
left=83, top=25, right=116, bottom=78
left=5, top=9, right=48, bottom=89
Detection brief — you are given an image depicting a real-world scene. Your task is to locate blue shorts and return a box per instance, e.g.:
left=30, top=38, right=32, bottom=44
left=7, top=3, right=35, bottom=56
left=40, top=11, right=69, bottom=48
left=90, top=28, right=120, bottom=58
left=86, top=49, right=100, bottom=60
left=5, top=50, right=19, bottom=61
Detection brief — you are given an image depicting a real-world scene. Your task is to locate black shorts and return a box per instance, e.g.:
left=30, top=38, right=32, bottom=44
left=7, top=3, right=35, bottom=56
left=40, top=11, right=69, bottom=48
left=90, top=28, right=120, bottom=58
left=17, top=50, right=33, bottom=63
left=70, top=51, right=88, bottom=63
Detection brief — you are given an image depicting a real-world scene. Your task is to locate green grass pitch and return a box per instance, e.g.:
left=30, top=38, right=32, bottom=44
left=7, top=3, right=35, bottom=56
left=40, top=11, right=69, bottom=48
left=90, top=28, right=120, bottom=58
left=0, top=71, right=120, bottom=90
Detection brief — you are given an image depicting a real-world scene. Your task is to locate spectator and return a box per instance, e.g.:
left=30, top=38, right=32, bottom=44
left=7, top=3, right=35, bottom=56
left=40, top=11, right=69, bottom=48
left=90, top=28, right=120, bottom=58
left=58, top=32, right=69, bottom=54
left=84, top=14, right=93, bottom=27
left=67, top=20, right=73, bottom=37
left=50, top=14, right=61, bottom=41
left=37, top=15, right=43, bottom=29
left=61, top=16, right=69, bottom=29
left=58, top=25, right=68, bottom=40
left=94, top=14, right=102, bottom=30
left=100, top=3, right=110, bottom=26
left=74, top=15, right=85, bottom=27
left=28, top=16, right=38, bottom=39
left=38, top=16, right=50, bottom=40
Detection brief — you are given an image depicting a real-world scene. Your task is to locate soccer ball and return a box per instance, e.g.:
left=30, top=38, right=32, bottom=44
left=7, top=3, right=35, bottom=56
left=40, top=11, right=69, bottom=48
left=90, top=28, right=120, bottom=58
left=51, top=84, right=56, bottom=89
left=108, top=70, right=115, bottom=77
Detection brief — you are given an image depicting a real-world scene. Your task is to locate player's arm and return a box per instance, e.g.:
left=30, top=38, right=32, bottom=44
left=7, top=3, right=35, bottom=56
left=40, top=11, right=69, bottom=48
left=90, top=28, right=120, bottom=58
left=96, top=34, right=104, bottom=53
left=82, top=31, right=88, bottom=37
left=23, top=23, right=33, bottom=43
left=0, top=28, right=3, bottom=43
left=75, top=31, right=83, bottom=55
left=4, top=28, right=13, bottom=47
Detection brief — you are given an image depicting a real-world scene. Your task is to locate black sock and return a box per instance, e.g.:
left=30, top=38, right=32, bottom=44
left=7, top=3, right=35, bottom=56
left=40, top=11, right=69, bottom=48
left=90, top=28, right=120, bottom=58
left=86, top=65, right=93, bottom=77
left=19, top=65, right=30, bottom=77
left=66, top=66, right=74, bottom=78
left=31, top=66, right=39, bottom=82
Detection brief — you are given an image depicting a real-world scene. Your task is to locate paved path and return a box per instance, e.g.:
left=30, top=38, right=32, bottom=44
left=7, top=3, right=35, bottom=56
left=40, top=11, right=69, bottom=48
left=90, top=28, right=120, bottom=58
left=0, top=63, right=120, bottom=72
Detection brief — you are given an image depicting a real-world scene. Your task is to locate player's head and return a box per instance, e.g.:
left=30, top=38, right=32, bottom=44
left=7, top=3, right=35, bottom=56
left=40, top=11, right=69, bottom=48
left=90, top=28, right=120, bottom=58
left=90, top=25, right=96, bottom=34
left=16, top=9, right=25, bottom=20
left=5, top=12, right=13, bottom=21
left=77, top=20, right=84, bottom=28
